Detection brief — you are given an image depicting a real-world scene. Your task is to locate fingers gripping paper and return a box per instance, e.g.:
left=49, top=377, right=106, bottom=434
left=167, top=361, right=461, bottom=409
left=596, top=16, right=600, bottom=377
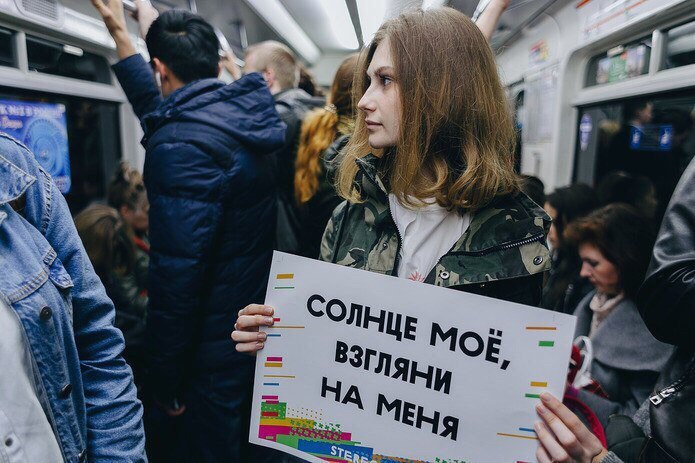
left=250, top=252, right=576, bottom=462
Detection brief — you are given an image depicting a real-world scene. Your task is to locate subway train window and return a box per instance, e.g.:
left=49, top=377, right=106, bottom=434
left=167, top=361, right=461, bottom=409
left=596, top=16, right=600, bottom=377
left=666, top=20, right=695, bottom=69
left=0, top=88, right=121, bottom=213
left=585, top=36, right=651, bottom=87
left=0, top=27, right=16, bottom=68
left=26, top=35, right=111, bottom=84
left=574, top=93, right=695, bottom=217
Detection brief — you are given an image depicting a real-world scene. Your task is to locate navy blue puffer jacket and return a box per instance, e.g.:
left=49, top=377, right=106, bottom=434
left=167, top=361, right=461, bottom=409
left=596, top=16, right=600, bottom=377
left=114, top=54, right=285, bottom=403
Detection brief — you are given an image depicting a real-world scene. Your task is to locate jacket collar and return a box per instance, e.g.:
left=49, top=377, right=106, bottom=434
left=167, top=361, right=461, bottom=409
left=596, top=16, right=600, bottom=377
left=0, top=152, right=35, bottom=208
left=141, top=72, right=270, bottom=137
left=354, top=153, right=551, bottom=252
left=575, top=291, right=673, bottom=372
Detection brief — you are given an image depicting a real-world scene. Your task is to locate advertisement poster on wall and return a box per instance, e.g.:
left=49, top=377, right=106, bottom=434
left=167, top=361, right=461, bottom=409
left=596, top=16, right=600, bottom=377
left=578, top=0, right=689, bottom=43
left=250, top=252, right=576, bottom=463
left=0, top=99, right=71, bottom=194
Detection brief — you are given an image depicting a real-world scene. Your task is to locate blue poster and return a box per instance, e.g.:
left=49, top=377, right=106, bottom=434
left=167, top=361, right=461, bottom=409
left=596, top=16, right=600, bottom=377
left=0, top=100, right=71, bottom=193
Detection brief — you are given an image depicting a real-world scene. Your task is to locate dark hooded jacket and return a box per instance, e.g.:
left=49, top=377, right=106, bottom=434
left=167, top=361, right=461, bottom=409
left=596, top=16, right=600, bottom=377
left=273, top=88, right=325, bottom=200
left=113, top=54, right=285, bottom=404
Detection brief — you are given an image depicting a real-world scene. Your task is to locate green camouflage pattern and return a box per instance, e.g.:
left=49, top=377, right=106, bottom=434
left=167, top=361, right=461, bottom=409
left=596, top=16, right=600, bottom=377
left=319, top=154, right=551, bottom=290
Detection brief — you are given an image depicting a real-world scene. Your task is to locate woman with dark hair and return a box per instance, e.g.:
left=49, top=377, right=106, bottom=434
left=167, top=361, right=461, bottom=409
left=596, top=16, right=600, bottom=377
left=234, top=7, right=551, bottom=350
left=542, top=184, right=599, bottom=313
left=75, top=204, right=148, bottom=388
left=564, top=204, right=672, bottom=426
left=294, top=54, right=358, bottom=258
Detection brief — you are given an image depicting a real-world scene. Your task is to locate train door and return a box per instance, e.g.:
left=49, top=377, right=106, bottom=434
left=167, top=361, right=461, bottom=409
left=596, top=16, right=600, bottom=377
left=571, top=14, right=695, bottom=217
left=574, top=93, right=695, bottom=216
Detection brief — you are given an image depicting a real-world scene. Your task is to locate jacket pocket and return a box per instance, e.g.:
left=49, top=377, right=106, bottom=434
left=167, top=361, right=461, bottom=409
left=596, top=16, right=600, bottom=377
left=47, top=256, right=74, bottom=322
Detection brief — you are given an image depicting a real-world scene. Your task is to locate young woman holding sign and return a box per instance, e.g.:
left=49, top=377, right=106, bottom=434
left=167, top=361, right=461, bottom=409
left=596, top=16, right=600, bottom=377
left=232, top=8, right=623, bottom=462
left=234, top=6, right=550, bottom=347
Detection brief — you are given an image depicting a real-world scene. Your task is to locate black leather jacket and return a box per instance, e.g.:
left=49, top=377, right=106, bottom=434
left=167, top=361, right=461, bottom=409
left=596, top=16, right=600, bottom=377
left=638, top=158, right=695, bottom=349
left=636, top=157, right=695, bottom=462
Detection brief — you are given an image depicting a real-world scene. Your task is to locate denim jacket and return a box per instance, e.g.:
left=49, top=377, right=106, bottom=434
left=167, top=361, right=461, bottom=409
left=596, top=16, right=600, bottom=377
left=0, top=133, right=146, bottom=462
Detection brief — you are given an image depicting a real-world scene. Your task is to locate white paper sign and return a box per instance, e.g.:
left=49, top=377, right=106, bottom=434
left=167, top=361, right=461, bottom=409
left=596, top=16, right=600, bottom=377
left=250, top=252, right=576, bottom=463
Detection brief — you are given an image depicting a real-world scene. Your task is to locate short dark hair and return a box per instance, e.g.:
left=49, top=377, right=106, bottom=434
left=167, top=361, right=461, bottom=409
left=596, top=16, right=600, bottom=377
left=519, top=175, right=545, bottom=207
left=146, top=10, right=219, bottom=84
left=565, top=204, right=655, bottom=297
left=597, top=171, right=654, bottom=210
left=546, top=183, right=598, bottom=242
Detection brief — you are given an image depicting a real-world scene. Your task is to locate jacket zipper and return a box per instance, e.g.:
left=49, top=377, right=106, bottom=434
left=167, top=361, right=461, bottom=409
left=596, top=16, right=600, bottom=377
left=649, top=357, right=695, bottom=406
left=355, top=160, right=403, bottom=276
left=389, top=206, right=403, bottom=277
left=452, top=232, right=547, bottom=257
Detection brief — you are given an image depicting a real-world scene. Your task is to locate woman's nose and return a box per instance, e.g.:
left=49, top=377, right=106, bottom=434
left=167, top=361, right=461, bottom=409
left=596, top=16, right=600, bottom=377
left=358, top=89, right=375, bottom=113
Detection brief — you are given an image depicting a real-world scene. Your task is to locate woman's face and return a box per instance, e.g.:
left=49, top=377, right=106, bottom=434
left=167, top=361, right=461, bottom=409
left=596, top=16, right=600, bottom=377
left=578, top=243, right=621, bottom=295
left=544, top=202, right=559, bottom=250
left=358, top=38, right=401, bottom=149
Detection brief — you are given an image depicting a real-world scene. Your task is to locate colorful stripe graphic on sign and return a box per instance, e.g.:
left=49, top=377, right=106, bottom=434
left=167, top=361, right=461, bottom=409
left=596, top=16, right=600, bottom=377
left=497, top=432, right=539, bottom=440
left=258, top=395, right=469, bottom=462
left=274, top=273, right=295, bottom=289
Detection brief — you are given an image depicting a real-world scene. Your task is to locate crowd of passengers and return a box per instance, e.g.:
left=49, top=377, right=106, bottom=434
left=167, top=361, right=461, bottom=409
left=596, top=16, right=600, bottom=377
left=0, top=0, right=692, bottom=462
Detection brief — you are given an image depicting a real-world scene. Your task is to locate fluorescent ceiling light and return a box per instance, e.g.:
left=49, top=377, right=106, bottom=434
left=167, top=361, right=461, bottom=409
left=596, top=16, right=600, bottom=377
left=356, top=0, right=387, bottom=45
left=244, top=0, right=321, bottom=64
left=422, top=0, right=447, bottom=9
left=319, top=0, right=359, bottom=50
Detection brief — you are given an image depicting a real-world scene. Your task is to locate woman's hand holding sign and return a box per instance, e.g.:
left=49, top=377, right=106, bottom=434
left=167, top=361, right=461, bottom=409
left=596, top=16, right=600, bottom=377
left=535, top=393, right=609, bottom=463
left=231, top=304, right=275, bottom=354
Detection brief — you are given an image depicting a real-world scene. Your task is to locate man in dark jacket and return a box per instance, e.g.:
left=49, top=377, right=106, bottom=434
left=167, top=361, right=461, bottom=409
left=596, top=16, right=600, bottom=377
left=245, top=41, right=324, bottom=252
left=92, top=1, right=285, bottom=461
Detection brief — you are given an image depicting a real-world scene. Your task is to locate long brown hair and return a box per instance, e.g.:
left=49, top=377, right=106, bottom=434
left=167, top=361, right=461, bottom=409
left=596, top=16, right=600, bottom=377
left=337, top=8, right=519, bottom=211
left=295, top=54, right=358, bottom=204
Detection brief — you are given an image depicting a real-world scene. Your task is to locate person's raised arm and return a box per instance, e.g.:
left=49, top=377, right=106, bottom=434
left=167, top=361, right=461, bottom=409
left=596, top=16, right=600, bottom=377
left=475, top=0, right=509, bottom=41
left=91, top=0, right=136, bottom=60
left=92, top=0, right=162, bottom=121
left=131, top=0, right=159, bottom=40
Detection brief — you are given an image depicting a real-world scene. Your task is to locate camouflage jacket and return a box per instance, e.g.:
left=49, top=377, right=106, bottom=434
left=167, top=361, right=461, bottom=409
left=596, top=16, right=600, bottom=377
left=319, top=154, right=552, bottom=306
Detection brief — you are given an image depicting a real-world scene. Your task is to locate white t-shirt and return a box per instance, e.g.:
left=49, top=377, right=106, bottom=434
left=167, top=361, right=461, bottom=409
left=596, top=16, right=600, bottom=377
left=0, top=297, right=63, bottom=463
left=388, top=194, right=470, bottom=282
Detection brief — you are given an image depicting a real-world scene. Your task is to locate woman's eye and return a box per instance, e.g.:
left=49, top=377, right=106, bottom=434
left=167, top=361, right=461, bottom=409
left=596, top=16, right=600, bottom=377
left=380, top=75, right=393, bottom=86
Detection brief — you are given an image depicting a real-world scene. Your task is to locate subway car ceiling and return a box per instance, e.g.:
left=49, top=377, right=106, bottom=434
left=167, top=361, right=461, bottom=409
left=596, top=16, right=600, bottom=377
left=0, top=0, right=693, bottom=215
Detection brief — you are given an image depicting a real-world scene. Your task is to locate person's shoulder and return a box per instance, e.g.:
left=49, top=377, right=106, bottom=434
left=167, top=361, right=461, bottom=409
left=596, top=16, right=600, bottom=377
left=0, top=132, right=34, bottom=166
left=488, top=191, right=551, bottom=223
left=0, top=133, right=41, bottom=197
left=469, top=192, right=551, bottom=245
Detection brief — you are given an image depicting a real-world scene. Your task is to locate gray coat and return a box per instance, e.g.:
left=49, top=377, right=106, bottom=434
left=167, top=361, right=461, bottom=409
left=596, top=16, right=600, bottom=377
left=573, top=290, right=673, bottom=427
